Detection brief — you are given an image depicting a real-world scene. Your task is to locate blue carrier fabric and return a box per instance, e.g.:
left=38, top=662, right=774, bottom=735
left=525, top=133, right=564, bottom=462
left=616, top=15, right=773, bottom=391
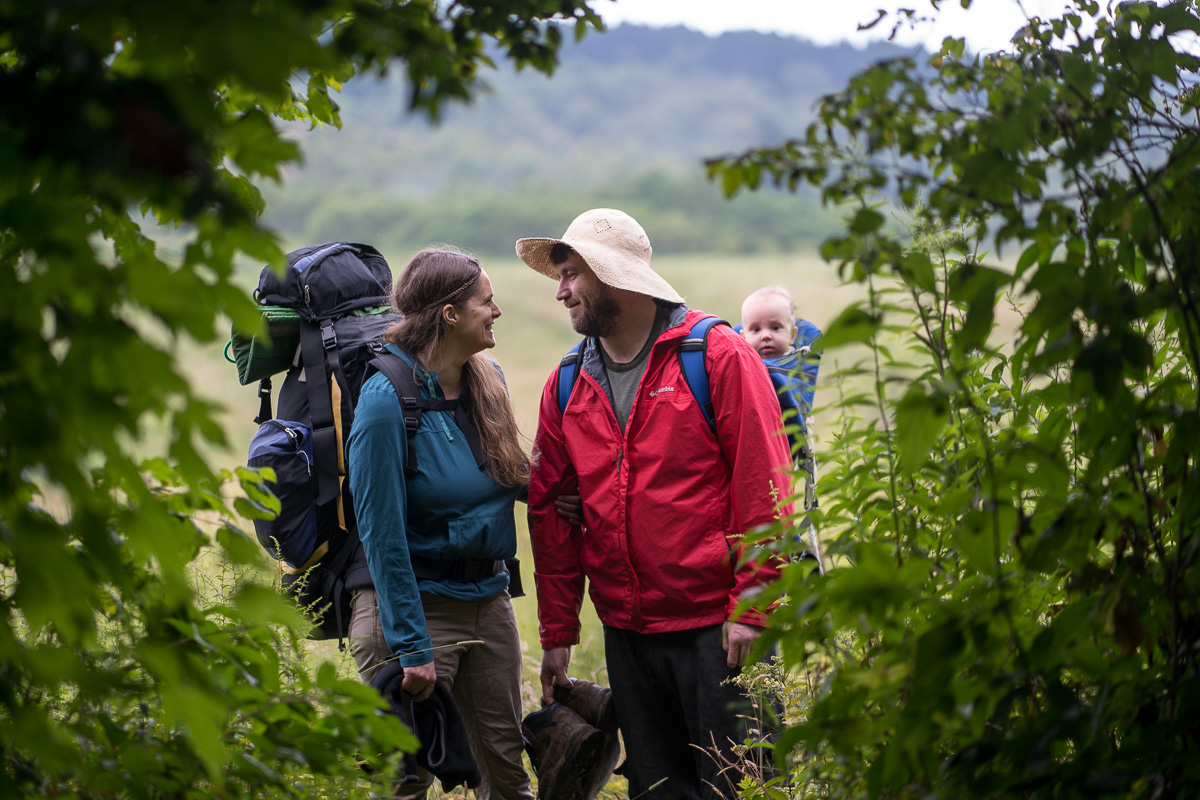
left=732, top=318, right=822, bottom=455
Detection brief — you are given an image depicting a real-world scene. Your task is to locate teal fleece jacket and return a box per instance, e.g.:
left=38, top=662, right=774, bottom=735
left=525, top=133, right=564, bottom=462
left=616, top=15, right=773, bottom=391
left=347, top=346, right=521, bottom=667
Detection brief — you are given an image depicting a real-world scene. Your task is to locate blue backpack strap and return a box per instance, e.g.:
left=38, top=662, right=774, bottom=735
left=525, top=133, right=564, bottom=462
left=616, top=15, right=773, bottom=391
left=556, top=340, right=585, bottom=415
left=677, top=316, right=729, bottom=436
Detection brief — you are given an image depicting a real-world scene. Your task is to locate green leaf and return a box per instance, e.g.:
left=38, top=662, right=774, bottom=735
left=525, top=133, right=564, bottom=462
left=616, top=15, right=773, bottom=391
left=850, top=208, right=885, bottom=234
left=721, top=163, right=744, bottom=197
left=893, top=383, right=950, bottom=474
left=901, top=250, right=936, bottom=292
left=819, top=304, right=882, bottom=349
left=216, top=523, right=267, bottom=566
left=221, top=110, right=302, bottom=179
left=232, top=583, right=307, bottom=631
left=948, top=262, right=1011, bottom=351
left=306, top=76, right=338, bottom=126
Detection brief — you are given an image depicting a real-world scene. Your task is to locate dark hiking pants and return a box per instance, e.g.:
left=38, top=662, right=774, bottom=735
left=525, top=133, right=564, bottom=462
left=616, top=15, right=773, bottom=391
left=603, top=624, right=775, bottom=800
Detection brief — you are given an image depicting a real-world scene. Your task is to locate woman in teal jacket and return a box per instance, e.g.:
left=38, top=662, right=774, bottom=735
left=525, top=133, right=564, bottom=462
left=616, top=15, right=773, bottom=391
left=347, top=248, right=531, bottom=800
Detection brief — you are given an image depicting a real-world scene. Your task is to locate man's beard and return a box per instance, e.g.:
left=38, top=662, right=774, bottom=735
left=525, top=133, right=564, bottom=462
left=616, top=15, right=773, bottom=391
left=571, top=285, right=622, bottom=338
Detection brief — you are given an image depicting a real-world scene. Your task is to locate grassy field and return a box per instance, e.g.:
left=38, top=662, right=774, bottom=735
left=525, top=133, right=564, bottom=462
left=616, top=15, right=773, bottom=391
left=192, top=249, right=863, bottom=794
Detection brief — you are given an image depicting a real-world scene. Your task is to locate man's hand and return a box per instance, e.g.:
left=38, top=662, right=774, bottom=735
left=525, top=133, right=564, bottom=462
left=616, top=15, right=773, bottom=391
left=540, top=647, right=572, bottom=705
left=554, top=493, right=584, bottom=526
left=722, top=621, right=763, bottom=669
left=400, top=660, right=437, bottom=702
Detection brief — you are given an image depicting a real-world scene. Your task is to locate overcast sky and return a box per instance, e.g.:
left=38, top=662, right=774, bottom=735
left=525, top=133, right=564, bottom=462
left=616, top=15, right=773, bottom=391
left=594, top=0, right=1075, bottom=52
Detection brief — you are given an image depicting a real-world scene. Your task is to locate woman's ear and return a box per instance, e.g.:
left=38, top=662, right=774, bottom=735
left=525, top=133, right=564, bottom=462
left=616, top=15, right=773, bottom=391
left=441, top=304, right=458, bottom=326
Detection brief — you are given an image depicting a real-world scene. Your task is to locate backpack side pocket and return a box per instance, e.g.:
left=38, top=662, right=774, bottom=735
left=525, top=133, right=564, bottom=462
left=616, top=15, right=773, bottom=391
left=248, top=420, right=319, bottom=570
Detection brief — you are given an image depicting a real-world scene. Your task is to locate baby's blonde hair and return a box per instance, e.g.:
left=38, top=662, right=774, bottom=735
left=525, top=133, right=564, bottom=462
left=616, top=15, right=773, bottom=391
left=741, top=285, right=797, bottom=321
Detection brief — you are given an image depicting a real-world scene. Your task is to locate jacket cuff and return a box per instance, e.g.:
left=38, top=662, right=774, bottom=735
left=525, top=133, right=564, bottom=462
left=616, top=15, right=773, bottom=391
left=539, top=629, right=581, bottom=650
left=726, top=598, right=770, bottom=628
left=398, top=636, right=435, bottom=668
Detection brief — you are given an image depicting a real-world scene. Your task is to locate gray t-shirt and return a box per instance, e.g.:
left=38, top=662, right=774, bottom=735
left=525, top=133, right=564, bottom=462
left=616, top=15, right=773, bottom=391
left=600, top=311, right=669, bottom=432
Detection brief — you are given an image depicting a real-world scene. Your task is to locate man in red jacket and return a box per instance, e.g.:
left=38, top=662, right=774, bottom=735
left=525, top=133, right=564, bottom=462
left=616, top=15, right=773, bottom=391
left=517, top=208, right=793, bottom=799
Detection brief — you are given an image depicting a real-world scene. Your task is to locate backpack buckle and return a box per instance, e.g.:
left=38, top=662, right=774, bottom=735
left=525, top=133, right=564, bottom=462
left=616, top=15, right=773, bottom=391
left=321, top=322, right=337, bottom=350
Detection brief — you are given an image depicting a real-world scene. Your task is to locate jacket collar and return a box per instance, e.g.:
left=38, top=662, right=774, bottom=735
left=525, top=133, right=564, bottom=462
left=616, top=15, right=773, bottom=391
left=578, top=304, right=690, bottom=394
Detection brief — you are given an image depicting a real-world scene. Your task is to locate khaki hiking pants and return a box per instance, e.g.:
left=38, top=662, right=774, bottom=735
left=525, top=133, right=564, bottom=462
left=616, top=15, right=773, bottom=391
left=350, top=588, right=532, bottom=800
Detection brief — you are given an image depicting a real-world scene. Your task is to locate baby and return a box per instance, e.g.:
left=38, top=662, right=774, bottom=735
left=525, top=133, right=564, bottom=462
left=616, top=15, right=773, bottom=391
left=740, top=286, right=798, bottom=359
left=737, top=284, right=819, bottom=450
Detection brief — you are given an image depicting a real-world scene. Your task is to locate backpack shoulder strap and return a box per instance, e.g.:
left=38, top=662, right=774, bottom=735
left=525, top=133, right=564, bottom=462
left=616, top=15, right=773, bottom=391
left=369, top=352, right=487, bottom=478
left=452, top=402, right=488, bottom=473
left=677, top=315, right=730, bottom=436
left=298, top=318, right=340, bottom=504
left=556, top=340, right=585, bottom=416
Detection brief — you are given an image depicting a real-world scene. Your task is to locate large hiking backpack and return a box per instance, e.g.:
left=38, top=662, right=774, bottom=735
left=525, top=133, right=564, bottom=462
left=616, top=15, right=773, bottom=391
left=229, top=242, right=395, bottom=641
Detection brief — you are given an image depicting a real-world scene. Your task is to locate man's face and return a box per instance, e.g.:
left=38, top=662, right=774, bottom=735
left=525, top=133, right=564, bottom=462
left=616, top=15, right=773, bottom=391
left=555, top=251, right=620, bottom=337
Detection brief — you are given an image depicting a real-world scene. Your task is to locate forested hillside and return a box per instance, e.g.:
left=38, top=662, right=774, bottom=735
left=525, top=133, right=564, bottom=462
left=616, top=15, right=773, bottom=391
left=265, top=24, right=915, bottom=256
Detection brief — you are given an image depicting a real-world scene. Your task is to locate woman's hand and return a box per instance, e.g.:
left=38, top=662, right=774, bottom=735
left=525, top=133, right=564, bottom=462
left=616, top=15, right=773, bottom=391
left=401, top=660, right=437, bottom=702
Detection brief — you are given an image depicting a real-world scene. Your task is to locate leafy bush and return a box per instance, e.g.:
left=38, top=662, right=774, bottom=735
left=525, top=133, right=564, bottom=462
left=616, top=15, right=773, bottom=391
left=713, top=2, right=1200, bottom=797
left=0, top=1, right=603, bottom=796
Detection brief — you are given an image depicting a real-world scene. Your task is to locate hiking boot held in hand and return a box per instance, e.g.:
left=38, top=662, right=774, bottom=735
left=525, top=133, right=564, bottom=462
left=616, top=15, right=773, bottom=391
left=521, top=701, right=607, bottom=800
left=553, top=678, right=617, bottom=734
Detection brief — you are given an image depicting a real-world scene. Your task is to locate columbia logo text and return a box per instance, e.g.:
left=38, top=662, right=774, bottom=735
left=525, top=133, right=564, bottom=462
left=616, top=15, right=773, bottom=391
left=650, top=386, right=675, bottom=398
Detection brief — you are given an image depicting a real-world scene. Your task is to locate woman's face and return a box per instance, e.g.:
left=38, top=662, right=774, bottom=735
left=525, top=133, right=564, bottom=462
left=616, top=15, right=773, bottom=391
left=449, top=268, right=501, bottom=354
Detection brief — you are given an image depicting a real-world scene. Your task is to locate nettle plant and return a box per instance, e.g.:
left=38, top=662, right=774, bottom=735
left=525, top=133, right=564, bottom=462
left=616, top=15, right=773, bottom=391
left=716, top=2, right=1200, bottom=798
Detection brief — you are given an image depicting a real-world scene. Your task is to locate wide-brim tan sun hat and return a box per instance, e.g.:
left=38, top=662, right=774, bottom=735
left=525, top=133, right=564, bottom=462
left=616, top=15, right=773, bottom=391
left=515, top=208, right=685, bottom=304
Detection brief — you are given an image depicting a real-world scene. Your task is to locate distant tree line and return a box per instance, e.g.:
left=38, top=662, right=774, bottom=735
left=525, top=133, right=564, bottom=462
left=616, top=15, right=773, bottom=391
left=259, top=23, right=907, bottom=257
left=264, top=171, right=842, bottom=257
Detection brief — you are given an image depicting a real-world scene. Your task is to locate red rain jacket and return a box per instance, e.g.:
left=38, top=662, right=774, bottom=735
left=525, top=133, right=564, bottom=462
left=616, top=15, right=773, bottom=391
left=528, top=308, right=793, bottom=649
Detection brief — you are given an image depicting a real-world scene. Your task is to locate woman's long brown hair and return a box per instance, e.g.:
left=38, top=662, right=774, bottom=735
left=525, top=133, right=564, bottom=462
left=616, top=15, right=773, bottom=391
left=384, top=248, right=529, bottom=487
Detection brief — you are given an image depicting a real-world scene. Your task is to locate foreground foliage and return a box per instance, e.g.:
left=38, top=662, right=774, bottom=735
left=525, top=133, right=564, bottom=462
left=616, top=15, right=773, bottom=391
left=713, top=1, right=1200, bottom=797
left=0, top=1, right=600, bottom=796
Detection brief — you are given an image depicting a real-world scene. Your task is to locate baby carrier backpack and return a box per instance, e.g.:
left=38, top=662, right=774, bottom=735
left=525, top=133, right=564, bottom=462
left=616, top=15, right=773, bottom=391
left=738, top=318, right=823, bottom=568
